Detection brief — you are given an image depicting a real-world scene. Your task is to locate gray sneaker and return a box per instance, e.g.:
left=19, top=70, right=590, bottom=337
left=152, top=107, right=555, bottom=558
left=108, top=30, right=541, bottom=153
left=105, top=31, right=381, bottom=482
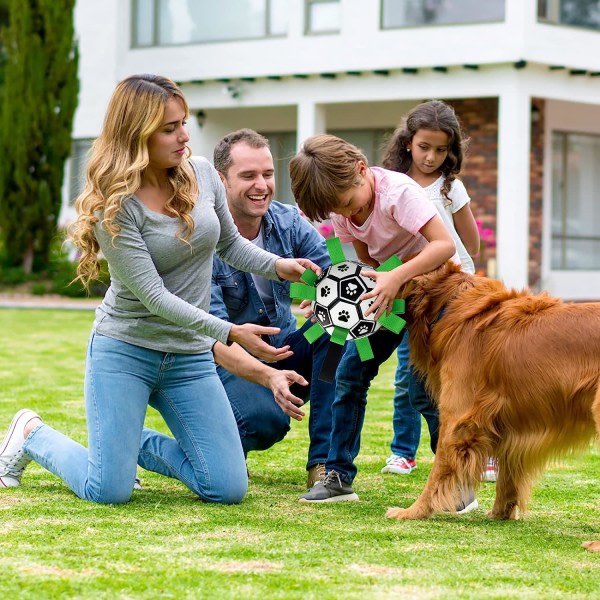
left=298, top=470, right=359, bottom=503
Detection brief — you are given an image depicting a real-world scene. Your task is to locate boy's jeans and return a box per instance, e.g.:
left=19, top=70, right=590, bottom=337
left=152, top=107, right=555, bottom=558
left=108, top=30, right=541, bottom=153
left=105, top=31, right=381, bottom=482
left=326, top=329, right=407, bottom=483
left=24, top=331, right=248, bottom=504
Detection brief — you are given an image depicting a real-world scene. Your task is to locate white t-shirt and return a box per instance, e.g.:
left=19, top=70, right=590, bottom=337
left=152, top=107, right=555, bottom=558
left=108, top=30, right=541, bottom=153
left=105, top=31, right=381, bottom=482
left=424, top=175, right=475, bottom=274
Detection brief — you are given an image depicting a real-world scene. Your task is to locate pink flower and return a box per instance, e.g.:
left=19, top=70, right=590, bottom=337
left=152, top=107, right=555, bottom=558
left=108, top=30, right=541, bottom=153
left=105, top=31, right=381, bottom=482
left=318, top=223, right=334, bottom=239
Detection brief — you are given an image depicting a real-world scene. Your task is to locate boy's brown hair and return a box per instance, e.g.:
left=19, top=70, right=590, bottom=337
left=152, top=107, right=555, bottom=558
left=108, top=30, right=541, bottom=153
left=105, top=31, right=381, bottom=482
left=289, top=134, right=368, bottom=221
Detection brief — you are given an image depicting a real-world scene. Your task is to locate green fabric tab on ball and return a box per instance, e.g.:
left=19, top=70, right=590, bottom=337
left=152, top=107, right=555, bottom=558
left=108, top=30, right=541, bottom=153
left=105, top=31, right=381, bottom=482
left=326, top=237, right=346, bottom=265
left=376, top=255, right=403, bottom=272
left=377, top=313, right=407, bottom=334
left=290, top=282, right=316, bottom=301
left=355, top=337, right=374, bottom=361
left=392, top=298, right=405, bottom=314
left=303, top=321, right=326, bottom=343
left=300, top=268, right=318, bottom=286
left=330, top=325, right=349, bottom=345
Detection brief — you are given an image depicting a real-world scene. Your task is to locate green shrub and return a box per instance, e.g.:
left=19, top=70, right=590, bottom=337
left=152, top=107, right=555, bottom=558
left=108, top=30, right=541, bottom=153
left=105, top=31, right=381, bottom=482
left=0, top=266, right=28, bottom=286
left=31, top=282, right=47, bottom=296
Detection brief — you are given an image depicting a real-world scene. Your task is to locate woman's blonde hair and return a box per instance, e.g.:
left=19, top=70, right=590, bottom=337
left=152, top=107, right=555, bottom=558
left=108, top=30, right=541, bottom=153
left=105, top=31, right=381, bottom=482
left=68, top=74, right=198, bottom=288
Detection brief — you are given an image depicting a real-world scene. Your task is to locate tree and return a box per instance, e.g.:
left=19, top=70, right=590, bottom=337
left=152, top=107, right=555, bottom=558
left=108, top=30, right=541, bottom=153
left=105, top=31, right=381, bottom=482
left=0, top=0, right=78, bottom=272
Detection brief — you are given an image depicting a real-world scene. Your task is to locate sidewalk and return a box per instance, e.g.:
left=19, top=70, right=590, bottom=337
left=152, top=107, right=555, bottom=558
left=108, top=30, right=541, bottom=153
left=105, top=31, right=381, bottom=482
left=0, top=293, right=306, bottom=314
left=0, top=292, right=100, bottom=310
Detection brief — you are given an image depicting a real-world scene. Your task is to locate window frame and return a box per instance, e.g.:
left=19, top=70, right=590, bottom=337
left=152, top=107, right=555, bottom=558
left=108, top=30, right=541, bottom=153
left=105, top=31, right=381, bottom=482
left=550, top=129, right=600, bottom=271
left=537, top=0, right=600, bottom=31
left=379, top=0, right=506, bottom=30
left=131, top=0, right=288, bottom=48
left=304, top=0, right=341, bottom=35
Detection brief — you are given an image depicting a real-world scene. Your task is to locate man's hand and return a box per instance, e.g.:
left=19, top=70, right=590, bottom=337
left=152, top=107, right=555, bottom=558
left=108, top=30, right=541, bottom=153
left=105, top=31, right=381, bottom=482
left=265, top=369, right=308, bottom=421
left=213, top=341, right=307, bottom=420
left=228, top=323, right=293, bottom=362
left=275, top=257, right=321, bottom=282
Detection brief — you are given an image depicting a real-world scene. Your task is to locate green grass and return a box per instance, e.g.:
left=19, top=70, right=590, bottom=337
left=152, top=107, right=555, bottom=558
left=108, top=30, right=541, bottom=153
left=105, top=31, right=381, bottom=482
left=0, top=308, right=598, bottom=599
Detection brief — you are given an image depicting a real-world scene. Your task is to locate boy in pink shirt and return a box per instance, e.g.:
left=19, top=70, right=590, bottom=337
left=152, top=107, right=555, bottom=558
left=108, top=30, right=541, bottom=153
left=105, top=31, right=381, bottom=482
left=289, top=134, right=458, bottom=503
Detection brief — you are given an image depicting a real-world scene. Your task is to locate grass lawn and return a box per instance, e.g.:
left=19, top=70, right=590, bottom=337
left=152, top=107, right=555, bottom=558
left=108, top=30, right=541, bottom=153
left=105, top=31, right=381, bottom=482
left=0, top=308, right=598, bottom=599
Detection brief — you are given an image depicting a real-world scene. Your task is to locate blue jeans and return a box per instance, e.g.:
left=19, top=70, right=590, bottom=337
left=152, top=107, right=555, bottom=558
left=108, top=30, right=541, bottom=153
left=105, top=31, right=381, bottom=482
left=218, top=318, right=335, bottom=469
left=390, top=335, right=421, bottom=459
left=23, top=332, right=247, bottom=504
left=408, top=366, right=440, bottom=454
left=326, top=328, right=406, bottom=483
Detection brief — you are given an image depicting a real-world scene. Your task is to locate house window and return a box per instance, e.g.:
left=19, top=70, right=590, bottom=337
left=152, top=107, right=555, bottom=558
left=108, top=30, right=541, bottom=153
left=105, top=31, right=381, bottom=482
left=551, top=131, right=600, bottom=270
left=306, top=0, right=341, bottom=34
left=69, top=139, right=94, bottom=206
left=381, top=0, right=505, bottom=28
left=132, top=0, right=288, bottom=47
left=329, top=128, right=392, bottom=166
left=538, top=0, right=600, bottom=30
left=263, top=131, right=297, bottom=205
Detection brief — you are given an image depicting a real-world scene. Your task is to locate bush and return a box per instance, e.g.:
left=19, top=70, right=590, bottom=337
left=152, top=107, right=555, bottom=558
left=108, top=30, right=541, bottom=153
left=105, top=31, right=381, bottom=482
left=0, top=266, right=28, bottom=286
left=48, top=255, right=109, bottom=298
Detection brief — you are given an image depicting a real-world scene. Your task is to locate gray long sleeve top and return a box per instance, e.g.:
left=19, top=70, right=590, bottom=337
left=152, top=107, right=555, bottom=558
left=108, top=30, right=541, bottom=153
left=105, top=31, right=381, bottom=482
left=92, top=156, right=280, bottom=354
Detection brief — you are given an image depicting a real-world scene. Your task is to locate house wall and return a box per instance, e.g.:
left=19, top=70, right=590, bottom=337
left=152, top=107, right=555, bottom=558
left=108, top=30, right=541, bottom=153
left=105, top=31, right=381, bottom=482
left=65, top=0, right=600, bottom=298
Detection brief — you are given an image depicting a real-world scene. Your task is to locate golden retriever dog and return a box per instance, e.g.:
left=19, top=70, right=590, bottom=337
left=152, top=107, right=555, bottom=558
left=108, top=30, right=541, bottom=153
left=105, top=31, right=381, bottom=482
left=385, top=261, right=600, bottom=553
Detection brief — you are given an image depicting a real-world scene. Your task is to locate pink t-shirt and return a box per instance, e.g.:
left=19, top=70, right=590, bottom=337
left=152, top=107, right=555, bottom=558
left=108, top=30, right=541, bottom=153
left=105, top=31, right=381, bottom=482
left=331, top=167, right=438, bottom=265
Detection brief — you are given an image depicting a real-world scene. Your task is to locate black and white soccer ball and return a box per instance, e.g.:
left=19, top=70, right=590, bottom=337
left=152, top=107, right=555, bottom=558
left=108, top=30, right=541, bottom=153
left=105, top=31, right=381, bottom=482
left=311, top=260, right=381, bottom=340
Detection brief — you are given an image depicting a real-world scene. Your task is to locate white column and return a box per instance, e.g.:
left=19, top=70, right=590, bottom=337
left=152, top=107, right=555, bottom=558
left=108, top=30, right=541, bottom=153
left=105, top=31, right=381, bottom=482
left=296, top=101, right=326, bottom=149
left=496, top=85, right=531, bottom=289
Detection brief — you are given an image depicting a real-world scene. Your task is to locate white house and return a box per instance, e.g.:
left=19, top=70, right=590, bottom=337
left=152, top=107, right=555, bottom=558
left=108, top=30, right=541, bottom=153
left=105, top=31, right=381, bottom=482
left=64, top=0, right=600, bottom=299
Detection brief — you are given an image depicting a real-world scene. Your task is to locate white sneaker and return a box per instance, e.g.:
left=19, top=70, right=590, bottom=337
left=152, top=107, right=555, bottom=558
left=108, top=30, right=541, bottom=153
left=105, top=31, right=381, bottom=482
left=482, top=458, right=498, bottom=483
left=381, top=455, right=417, bottom=474
left=0, top=409, right=40, bottom=488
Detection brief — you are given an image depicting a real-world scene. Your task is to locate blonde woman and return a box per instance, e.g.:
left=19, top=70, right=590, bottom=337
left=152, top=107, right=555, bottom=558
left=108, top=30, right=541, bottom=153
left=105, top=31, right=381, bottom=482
left=0, top=74, right=316, bottom=504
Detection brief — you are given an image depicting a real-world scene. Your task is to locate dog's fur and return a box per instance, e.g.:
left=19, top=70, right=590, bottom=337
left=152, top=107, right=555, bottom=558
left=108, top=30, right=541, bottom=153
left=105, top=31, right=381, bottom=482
left=385, top=261, right=600, bottom=553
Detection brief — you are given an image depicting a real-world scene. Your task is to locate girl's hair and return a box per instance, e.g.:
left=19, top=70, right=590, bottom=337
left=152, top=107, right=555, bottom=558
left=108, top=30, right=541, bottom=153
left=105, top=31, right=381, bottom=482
left=68, top=74, right=197, bottom=288
left=381, top=100, right=469, bottom=203
left=289, top=134, right=368, bottom=222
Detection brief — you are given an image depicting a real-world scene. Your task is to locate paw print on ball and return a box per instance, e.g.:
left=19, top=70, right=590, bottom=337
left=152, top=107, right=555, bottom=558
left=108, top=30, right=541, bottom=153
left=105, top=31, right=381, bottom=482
left=338, top=309, right=350, bottom=323
left=343, top=281, right=360, bottom=299
left=320, top=285, right=331, bottom=299
left=310, top=260, right=379, bottom=336
left=289, top=237, right=405, bottom=370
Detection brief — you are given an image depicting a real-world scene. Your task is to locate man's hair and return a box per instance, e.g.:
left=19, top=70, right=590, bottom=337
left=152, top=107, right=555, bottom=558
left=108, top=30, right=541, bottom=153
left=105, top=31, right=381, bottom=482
left=213, top=128, right=270, bottom=175
left=289, top=134, right=367, bottom=221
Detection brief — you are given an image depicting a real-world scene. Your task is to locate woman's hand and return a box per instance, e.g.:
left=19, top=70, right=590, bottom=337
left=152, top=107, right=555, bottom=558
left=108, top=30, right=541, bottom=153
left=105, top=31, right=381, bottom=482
left=228, top=323, right=293, bottom=362
left=275, top=258, right=321, bottom=282
left=265, top=369, right=308, bottom=421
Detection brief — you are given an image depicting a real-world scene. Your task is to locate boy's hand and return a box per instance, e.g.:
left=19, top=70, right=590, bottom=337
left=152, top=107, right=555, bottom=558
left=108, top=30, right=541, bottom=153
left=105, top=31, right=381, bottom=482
left=360, top=269, right=402, bottom=319
left=275, top=258, right=321, bottom=282
left=298, top=299, right=315, bottom=321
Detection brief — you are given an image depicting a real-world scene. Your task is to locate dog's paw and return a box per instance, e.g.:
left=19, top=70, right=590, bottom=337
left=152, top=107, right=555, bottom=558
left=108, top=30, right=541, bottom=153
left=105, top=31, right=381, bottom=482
left=486, top=504, right=521, bottom=520
left=386, top=507, right=411, bottom=519
left=386, top=506, right=427, bottom=520
left=582, top=540, right=600, bottom=553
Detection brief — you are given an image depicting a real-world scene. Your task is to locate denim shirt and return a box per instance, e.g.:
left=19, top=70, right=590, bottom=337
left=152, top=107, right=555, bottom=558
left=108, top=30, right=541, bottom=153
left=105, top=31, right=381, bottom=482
left=211, top=201, right=331, bottom=348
